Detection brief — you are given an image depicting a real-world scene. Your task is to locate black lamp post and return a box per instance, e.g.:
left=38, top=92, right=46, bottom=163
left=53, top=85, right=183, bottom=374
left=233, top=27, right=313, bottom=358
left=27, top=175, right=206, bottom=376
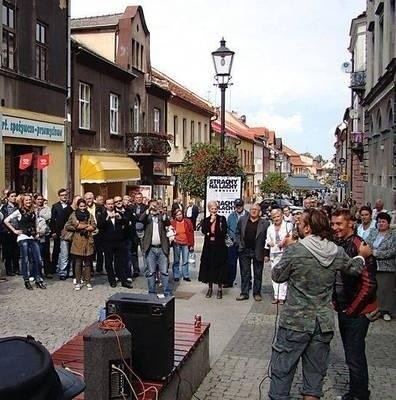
left=212, top=38, right=234, bottom=151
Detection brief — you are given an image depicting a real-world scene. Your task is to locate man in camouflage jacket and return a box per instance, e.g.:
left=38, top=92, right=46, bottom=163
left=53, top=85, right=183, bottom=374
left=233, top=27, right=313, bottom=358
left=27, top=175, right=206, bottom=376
left=268, top=209, right=372, bottom=400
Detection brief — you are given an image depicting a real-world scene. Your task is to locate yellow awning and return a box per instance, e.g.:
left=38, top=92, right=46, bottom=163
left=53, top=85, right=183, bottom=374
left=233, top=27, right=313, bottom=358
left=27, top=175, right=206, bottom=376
left=80, top=154, right=141, bottom=183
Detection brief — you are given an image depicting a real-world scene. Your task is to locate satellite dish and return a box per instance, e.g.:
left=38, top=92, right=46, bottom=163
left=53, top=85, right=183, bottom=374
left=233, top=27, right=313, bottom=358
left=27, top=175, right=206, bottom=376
left=341, top=61, right=352, bottom=73
left=349, top=109, right=359, bottom=119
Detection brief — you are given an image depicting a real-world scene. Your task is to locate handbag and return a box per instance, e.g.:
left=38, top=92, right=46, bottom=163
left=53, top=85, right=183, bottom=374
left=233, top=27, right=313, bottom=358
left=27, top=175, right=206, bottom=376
left=225, top=234, right=234, bottom=248
left=60, top=228, right=74, bottom=242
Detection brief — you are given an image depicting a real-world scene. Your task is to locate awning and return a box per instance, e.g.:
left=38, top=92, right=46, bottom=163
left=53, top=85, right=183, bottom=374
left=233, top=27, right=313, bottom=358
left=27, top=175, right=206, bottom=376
left=286, top=175, right=326, bottom=191
left=80, top=154, right=141, bottom=183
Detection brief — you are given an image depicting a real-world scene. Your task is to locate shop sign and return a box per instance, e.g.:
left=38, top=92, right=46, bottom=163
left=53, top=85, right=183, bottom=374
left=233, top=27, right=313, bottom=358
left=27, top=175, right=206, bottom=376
left=205, top=176, right=243, bottom=218
left=1, top=115, right=64, bottom=142
left=153, top=158, right=167, bottom=175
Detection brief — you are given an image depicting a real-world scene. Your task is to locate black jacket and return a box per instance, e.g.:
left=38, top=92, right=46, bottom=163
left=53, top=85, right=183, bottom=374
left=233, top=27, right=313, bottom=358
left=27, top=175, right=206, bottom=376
left=96, top=210, right=128, bottom=243
left=50, top=202, right=73, bottom=235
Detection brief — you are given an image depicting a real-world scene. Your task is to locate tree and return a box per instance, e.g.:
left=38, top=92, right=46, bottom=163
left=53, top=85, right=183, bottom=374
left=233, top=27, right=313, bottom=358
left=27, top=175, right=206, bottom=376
left=314, top=154, right=324, bottom=163
left=178, top=143, right=245, bottom=198
left=260, top=172, right=291, bottom=196
left=302, top=152, right=313, bottom=159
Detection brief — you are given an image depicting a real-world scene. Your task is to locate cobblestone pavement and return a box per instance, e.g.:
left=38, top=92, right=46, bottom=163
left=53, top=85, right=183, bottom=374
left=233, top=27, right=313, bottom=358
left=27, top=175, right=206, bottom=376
left=1, top=232, right=395, bottom=399
left=195, top=279, right=396, bottom=400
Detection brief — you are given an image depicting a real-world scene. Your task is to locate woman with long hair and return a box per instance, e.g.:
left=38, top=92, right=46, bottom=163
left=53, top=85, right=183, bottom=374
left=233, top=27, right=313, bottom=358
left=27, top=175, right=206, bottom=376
left=4, top=194, right=45, bottom=290
left=64, top=198, right=96, bottom=291
left=198, top=201, right=228, bottom=299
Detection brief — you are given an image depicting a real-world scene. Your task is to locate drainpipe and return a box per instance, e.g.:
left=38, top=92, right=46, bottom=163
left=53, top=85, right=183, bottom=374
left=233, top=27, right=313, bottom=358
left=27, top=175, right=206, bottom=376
left=66, top=0, right=72, bottom=193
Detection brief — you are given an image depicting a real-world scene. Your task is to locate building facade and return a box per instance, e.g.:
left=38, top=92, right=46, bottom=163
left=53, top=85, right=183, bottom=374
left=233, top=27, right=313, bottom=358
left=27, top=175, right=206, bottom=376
left=71, top=39, right=140, bottom=198
left=72, top=6, right=171, bottom=200
left=362, top=0, right=395, bottom=209
left=0, top=0, right=68, bottom=202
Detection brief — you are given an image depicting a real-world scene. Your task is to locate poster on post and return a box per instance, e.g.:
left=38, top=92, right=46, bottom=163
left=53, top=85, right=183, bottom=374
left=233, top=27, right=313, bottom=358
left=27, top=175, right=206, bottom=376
left=205, top=176, right=243, bottom=218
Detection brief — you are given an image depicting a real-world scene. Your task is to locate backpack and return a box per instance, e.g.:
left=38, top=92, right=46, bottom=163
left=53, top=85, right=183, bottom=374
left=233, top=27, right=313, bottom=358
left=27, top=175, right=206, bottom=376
left=0, top=336, right=85, bottom=400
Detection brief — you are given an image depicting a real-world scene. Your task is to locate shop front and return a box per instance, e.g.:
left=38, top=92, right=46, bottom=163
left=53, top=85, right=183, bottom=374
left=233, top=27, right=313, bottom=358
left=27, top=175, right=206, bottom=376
left=0, top=108, right=67, bottom=203
left=75, top=152, right=141, bottom=198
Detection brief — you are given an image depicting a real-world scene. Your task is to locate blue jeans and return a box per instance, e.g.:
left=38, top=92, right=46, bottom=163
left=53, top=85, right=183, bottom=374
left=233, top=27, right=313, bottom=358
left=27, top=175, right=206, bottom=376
left=172, top=243, right=189, bottom=279
left=238, top=248, right=263, bottom=295
left=226, top=243, right=239, bottom=285
left=58, top=239, right=71, bottom=277
left=146, top=247, right=171, bottom=296
left=338, top=312, right=370, bottom=400
left=18, top=239, right=42, bottom=281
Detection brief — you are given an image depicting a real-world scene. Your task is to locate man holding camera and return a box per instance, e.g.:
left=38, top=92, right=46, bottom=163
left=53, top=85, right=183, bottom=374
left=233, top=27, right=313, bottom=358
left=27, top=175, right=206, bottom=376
left=96, top=198, right=132, bottom=288
left=139, top=199, right=172, bottom=296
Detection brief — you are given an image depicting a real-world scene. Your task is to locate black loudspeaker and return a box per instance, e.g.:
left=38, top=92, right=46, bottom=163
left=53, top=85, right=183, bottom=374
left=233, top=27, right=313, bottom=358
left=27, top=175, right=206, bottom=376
left=106, top=293, right=175, bottom=381
left=83, top=325, right=132, bottom=400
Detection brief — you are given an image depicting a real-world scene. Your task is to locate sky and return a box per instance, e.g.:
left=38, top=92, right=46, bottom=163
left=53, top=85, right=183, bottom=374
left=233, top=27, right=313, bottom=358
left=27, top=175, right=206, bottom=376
left=71, top=0, right=367, bottom=160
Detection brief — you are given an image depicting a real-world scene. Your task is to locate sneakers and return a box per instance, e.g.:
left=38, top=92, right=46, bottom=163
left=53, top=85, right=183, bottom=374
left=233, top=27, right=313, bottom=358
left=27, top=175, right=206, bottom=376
left=254, top=294, right=262, bottom=302
left=86, top=283, right=93, bottom=291
left=383, top=313, right=391, bottom=321
left=236, top=294, right=249, bottom=301
left=74, top=284, right=81, bottom=291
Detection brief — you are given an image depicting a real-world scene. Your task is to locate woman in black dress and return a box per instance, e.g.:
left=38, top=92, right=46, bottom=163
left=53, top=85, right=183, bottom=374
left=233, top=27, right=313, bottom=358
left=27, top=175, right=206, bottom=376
left=198, top=201, right=228, bottom=299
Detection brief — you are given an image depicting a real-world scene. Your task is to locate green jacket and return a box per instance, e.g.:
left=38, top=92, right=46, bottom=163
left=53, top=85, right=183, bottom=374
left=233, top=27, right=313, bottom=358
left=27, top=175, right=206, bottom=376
left=272, top=239, right=364, bottom=333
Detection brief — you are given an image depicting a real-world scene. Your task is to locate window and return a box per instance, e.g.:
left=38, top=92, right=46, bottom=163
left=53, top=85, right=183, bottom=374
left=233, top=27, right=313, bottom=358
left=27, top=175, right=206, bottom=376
left=153, top=108, right=160, bottom=132
left=197, top=122, right=202, bottom=143
left=35, top=22, right=47, bottom=80
left=173, top=116, right=179, bottom=147
left=2, top=3, right=15, bottom=70
left=204, top=123, right=208, bottom=142
left=190, top=121, right=195, bottom=145
left=140, top=45, right=144, bottom=71
left=78, top=82, right=91, bottom=129
left=182, top=118, right=187, bottom=148
left=133, top=96, right=140, bottom=132
left=110, top=93, right=119, bottom=134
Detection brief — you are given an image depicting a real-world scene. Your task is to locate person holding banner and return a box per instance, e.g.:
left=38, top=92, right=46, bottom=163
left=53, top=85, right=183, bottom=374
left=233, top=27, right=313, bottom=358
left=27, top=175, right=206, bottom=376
left=198, top=200, right=228, bottom=299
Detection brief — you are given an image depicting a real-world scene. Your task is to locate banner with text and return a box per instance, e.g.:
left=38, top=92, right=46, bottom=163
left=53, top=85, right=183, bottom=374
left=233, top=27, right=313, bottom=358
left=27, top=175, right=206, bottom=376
left=205, top=176, right=243, bottom=218
left=2, top=115, right=64, bottom=142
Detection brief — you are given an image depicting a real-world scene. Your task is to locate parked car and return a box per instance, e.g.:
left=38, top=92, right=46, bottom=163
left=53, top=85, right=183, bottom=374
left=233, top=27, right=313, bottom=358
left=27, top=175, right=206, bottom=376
left=259, top=198, right=303, bottom=214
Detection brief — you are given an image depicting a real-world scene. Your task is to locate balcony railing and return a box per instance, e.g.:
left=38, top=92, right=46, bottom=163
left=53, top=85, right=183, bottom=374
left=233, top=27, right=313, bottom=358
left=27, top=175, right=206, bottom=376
left=126, top=132, right=172, bottom=156
left=351, top=131, right=364, bottom=161
left=350, top=71, right=366, bottom=90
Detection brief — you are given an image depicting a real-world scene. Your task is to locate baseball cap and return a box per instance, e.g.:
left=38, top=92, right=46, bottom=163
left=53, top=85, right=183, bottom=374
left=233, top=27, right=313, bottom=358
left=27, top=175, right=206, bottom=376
left=234, top=199, right=244, bottom=207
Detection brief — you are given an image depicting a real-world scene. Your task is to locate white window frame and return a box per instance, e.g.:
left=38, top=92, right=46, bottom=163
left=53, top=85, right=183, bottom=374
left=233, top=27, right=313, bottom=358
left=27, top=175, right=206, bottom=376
left=133, top=96, right=140, bottom=132
left=78, top=82, right=91, bottom=129
left=110, top=93, right=119, bottom=134
left=153, top=108, right=160, bottom=133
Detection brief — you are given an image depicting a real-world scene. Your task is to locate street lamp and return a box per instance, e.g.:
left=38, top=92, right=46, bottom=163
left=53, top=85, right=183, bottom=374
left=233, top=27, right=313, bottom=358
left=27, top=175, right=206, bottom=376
left=212, top=38, right=234, bottom=151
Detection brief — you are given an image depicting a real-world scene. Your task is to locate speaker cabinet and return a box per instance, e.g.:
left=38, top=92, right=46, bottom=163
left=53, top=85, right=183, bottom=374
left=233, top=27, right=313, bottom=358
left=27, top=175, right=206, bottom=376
left=106, top=293, right=175, bottom=381
left=83, top=325, right=132, bottom=400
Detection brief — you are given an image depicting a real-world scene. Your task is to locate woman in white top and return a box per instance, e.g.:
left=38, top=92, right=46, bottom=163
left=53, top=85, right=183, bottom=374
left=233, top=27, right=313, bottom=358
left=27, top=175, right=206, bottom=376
left=4, top=194, right=45, bottom=290
left=356, top=205, right=376, bottom=241
left=265, top=208, right=293, bottom=304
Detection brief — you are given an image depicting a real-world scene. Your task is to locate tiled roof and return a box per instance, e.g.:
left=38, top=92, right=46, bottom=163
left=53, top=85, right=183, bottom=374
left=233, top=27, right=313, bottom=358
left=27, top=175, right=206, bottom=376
left=152, top=68, right=214, bottom=115
left=282, top=144, right=300, bottom=156
left=71, top=13, right=122, bottom=29
left=290, top=155, right=308, bottom=167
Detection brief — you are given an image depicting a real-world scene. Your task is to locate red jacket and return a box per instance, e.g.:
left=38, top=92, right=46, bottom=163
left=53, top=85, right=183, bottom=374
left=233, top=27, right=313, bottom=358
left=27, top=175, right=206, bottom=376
left=171, top=218, right=194, bottom=248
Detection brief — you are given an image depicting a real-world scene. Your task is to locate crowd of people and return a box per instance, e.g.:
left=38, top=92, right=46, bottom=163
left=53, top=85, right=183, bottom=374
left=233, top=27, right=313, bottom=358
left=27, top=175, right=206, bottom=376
left=0, top=189, right=198, bottom=296
left=0, top=186, right=395, bottom=399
